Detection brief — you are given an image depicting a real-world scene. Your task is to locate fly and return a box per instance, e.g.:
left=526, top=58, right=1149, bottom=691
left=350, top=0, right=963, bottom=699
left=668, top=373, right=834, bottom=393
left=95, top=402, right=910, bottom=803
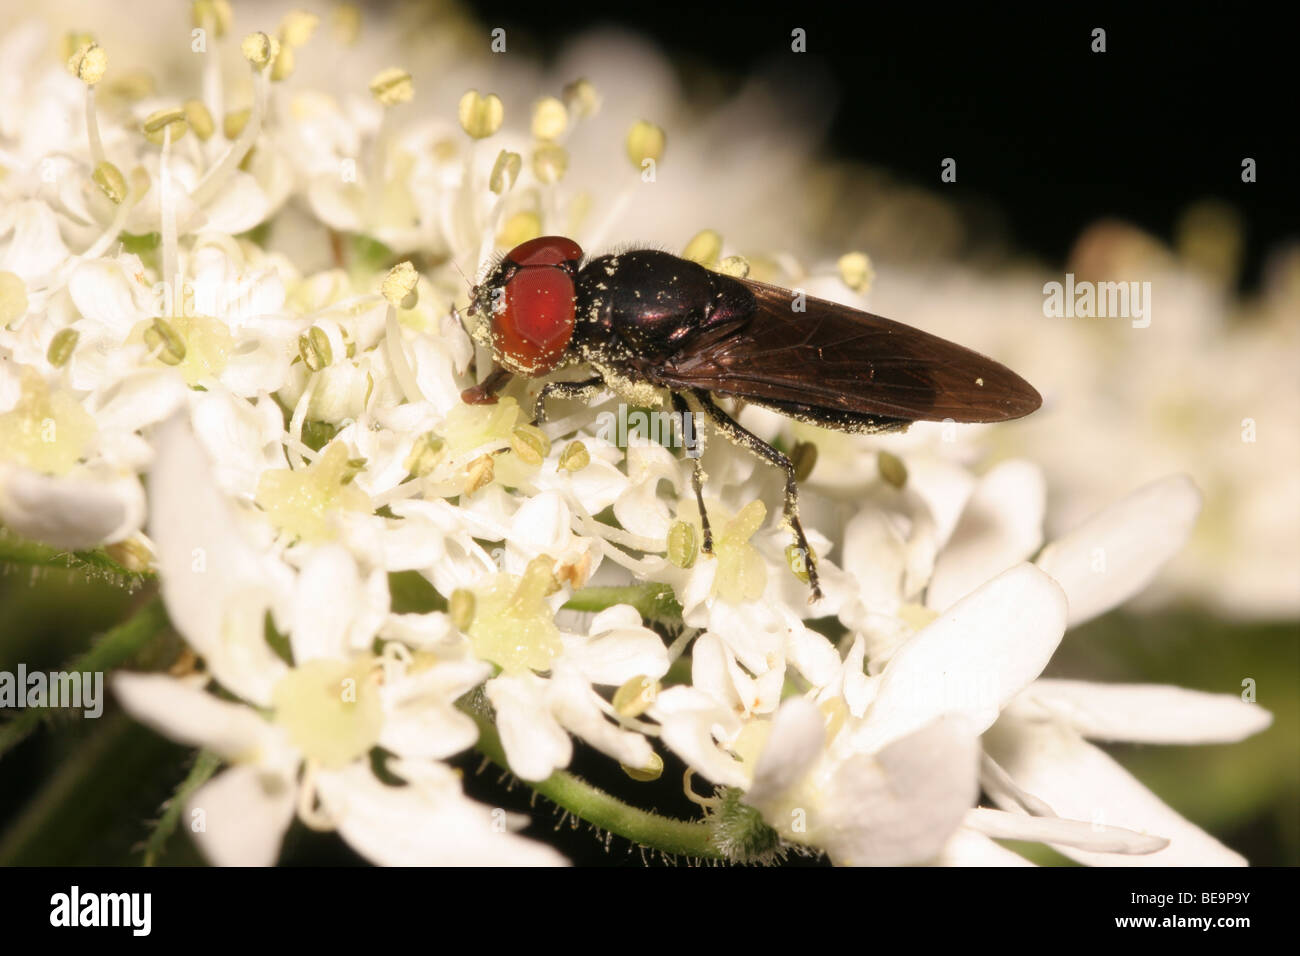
left=461, top=236, right=1042, bottom=602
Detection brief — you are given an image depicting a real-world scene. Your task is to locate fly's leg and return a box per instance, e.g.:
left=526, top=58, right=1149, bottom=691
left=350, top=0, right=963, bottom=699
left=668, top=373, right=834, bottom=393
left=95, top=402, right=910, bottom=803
left=688, top=390, right=822, bottom=602
left=534, top=376, right=605, bottom=424
left=672, top=392, right=713, bottom=555
left=460, top=365, right=513, bottom=405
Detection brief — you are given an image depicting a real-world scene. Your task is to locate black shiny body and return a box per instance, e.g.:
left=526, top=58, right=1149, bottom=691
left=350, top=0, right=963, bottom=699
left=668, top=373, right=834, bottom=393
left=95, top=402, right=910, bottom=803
left=574, top=251, right=754, bottom=364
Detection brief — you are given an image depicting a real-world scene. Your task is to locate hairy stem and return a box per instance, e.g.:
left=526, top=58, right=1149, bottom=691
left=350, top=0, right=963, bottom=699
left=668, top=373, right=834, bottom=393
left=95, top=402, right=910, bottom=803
left=460, top=697, right=720, bottom=860
left=0, top=532, right=151, bottom=587
left=143, top=749, right=221, bottom=865
left=0, top=596, right=169, bottom=760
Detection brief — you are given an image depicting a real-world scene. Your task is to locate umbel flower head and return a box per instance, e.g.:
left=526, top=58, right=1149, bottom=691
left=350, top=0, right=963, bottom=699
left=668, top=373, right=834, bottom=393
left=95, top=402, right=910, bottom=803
left=0, top=3, right=1272, bottom=866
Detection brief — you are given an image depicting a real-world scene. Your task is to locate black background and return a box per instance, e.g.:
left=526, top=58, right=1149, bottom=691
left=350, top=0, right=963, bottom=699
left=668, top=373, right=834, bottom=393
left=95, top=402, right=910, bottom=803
left=469, top=1, right=1291, bottom=290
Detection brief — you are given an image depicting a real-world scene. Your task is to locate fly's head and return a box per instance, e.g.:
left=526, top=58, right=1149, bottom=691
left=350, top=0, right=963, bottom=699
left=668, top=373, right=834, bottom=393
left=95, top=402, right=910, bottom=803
left=467, top=235, right=584, bottom=378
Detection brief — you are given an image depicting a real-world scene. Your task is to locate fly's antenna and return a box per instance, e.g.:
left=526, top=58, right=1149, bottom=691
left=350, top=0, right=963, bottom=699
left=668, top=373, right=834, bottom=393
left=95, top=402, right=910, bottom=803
left=450, top=258, right=479, bottom=338
left=451, top=257, right=473, bottom=290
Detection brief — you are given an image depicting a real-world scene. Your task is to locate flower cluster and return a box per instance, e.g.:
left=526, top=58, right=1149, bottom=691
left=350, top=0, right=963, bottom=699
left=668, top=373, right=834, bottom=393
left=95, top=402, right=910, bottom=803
left=0, top=2, right=1271, bottom=865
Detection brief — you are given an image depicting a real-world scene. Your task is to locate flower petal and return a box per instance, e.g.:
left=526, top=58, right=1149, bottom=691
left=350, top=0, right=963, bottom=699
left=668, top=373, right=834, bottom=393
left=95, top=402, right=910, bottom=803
left=853, top=563, right=1067, bottom=753
left=983, top=716, right=1248, bottom=865
left=1036, top=474, right=1202, bottom=626
left=820, top=717, right=980, bottom=866
left=486, top=674, right=572, bottom=781
left=927, top=460, right=1045, bottom=612
left=314, top=761, right=566, bottom=866
left=0, top=464, right=142, bottom=548
left=113, top=672, right=275, bottom=761
left=148, top=415, right=290, bottom=705
left=1006, top=679, right=1273, bottom=744
left=649, top=686, right=747, bottom=788
left=745, top=696, right=825, bottom=808
left=186, top=764, right=297, bottom=867
left=965, top=807, right=1168, bottom=854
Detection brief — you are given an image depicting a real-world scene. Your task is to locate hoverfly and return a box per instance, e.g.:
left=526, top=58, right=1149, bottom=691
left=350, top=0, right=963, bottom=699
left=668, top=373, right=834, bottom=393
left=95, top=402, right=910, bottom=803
left=461, top=236, right=1041, bottom=601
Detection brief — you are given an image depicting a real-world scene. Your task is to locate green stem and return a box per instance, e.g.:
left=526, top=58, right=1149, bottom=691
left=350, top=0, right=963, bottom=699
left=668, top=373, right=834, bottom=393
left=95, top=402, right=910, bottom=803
left=564, top=583, right=682, bottom=626
left=0, top=596, right=169, bottom=760
left=143, top=749, right=222, bottom=866
left=460, top=699, right=720, bottom=860
left=0, top=531, right=151, bottom=587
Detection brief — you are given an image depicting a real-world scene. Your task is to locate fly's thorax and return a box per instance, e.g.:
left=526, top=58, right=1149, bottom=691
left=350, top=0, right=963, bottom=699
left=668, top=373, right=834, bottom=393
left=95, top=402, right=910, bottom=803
left=575, top=250, right=756, bottom=363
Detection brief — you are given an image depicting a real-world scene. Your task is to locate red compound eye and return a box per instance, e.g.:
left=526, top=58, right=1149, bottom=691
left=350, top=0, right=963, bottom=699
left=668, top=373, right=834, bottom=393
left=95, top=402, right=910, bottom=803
left=494, top=264, right=576, bottom=375
left=506, top=235, right=584, bottom=269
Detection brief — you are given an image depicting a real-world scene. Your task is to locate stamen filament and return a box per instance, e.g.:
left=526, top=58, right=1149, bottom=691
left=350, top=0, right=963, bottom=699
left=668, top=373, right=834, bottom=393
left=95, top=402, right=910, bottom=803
left=160, top=126, right=179, bottom=307
left=190, top=68, right=266, bottom=206
left=385, top=304, right=425, bottom=403
left=84, top=88, right=106, bottom=167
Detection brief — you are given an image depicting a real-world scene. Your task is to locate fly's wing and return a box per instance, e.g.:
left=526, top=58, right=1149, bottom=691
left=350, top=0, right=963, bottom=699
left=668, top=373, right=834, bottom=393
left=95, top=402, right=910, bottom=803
left=652, top=278, right=1042, bottom=423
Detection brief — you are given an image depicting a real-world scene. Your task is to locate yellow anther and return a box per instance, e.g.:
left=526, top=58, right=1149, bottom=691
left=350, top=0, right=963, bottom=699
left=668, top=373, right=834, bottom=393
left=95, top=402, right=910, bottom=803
left=47, top=328, right=80, bottom=367
left=457, top=90, right=504, bottom=139
left=68, top=42, right=107, bottom=86
left=667, top=520, right=697, bottom=569
left=718, top=255, right=750, bottom=278
left=497, top=211, right=541, bottom=248
left=222, top=107, right=251, bottom=140
left=791, top=440, right=817, bottom=482
left=838, top=251, right=875, bottom=293
left=92, top=161, right=127, bottom=204
left=558, top=440, right=589, bottom=472
left=450, top=589, right=476, bottom=631
left=142, top=108, right=188, bottom=145
left=489, top=150, right=521, bottom=195
left=682, top=229, right=722, bottom=269
left=531, top=96, right=568, bottom=141
left=877, top=450, right=908, bottom=489
left=241, top=31, right=279, bottom=69
left=464, top=454, right=495, bottom=494
left=279, top=9, right=320, bottom=47
left=369, top=67, right=413, bottom=106
left=271, top=43, right=296, bottom=82
left=191, top=0, right=233, bottom=36
left=143, top=317, right=187, bottom=365
left=183, top=99, right=215, bottom=140
left=381, top=261, right=419, bottom=309
left=332, top=3, right=362, bottom=45
left=625, top=120, right=665, bottom=167
left=298, top=326, right=333, bottom=371
left=621, top=752, right=663, bottom=782
left=562, top=78, right=600, bottom=119
left=786, top=543, right=814, bottom=584
left=531, top=144, right=568, bottom=184
left=613, top=675, right=659, bottom=718
left=510, top=424, right=550, bottom=465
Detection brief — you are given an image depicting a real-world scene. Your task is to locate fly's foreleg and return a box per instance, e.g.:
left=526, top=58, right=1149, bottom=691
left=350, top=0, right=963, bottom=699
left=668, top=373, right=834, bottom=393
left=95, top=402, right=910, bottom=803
left=460, top=365, right=513, bottom=405
left=534, top=376, right=605, bottom=424
left=688, top=390, right=822, bottom=602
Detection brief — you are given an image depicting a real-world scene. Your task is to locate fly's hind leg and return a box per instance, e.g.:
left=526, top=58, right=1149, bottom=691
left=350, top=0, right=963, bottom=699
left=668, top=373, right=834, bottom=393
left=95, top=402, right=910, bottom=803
left=672, top=392, right=713, bottom=555
left=687, top=389, right=822, bottom=602
left=534, top=376, right=605, bottom=424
